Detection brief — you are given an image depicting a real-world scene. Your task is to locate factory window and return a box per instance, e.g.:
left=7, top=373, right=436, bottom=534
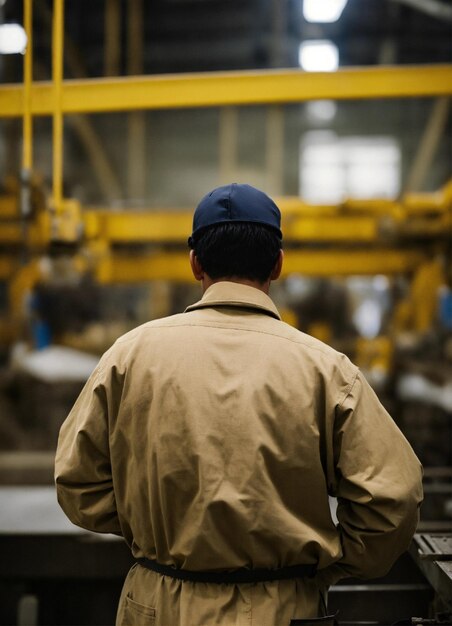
left=299, top=131, right=401, bottom=203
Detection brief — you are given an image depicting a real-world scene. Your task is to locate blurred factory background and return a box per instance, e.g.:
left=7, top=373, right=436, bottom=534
left=0, top=0, right=451, bottom=624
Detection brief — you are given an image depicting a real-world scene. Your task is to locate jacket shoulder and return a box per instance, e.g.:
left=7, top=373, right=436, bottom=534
left=115, top=312, right=188, bottom=343
left=275, top=321, right=358, bottom=383
left=95, top=312, right=188, bottom=368
left=279, top=320, right=353, bottom=359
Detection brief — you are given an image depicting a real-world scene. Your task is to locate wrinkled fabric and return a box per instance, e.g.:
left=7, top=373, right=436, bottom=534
left=55, top=282, right=423, bottom=626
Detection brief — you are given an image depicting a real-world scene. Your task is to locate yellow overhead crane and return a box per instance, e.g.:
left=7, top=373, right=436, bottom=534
left=0, top=0, right=451, bottom=344
left=0, top=186, right=451, bottom=282
left=0, top=179, right=450, bottom=346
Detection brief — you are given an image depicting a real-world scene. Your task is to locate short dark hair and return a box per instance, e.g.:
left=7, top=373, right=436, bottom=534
left=189, top=222, right=282, bottom=283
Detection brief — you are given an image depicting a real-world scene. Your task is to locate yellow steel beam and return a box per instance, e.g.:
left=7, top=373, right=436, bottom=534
left=284, top=216, right=378, bottom=241
left=100, top=211, right=193, bottom=242
left=1, top=205, right=448, bottom=246
left=84, top=210, right=380, bottom=242
left=282, top=249, right=427, bottom=277
left=0, top=246, right=432, bottom=283
left=97, top=252, right=192, bottom=283
left=1, top=65, right=452, bottom=118
left=96, top=249, right=427, bottom=283
left=83, top=204, right=452, bottom=243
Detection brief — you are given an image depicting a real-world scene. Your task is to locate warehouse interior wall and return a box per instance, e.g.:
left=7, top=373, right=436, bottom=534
left=0, top=0, right=451, bottom=624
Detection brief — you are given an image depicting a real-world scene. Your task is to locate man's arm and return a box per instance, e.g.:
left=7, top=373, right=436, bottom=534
left=54, top=355, right=122, bottom=535
left=318, top=370, right=423, bottom=586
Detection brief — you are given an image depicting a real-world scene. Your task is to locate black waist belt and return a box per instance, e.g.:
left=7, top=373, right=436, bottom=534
left=136, top=557, right=316, bottom=584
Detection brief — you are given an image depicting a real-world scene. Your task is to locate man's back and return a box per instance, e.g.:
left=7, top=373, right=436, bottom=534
left=56, top=281, right=422, bottom=625
left=108, top=282, right=349, bottom=571
left=56, top=182, right=422, bottom=625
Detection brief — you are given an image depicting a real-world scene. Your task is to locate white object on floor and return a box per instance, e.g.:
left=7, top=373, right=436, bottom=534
left=13, top=345, right=99, bottom=383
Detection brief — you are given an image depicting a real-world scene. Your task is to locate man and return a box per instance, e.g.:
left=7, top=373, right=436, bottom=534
left=55, top=183, right=423, bottom=625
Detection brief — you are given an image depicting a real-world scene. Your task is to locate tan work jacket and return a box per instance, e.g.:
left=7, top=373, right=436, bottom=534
left=55, top=282, right=423, bottom=626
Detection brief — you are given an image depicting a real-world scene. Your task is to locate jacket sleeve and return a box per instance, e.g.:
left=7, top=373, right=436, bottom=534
left=318, top=370, right=423, bottom=587
left=54, top=354, right=122, bottom=535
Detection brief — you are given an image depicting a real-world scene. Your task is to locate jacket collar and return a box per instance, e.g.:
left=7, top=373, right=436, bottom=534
left=185, top=281, right=281, bottom=320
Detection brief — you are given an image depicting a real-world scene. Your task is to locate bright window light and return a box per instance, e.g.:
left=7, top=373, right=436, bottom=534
left=0, top=23, right=27, bottom=54
left=306, top=100, right=338, bottom=123
left=299, top=132, right=401, bottom=203
left=299, top=41, right=339, bottom=72
left=353, top=299, right=382, bottom=339
left=303, top=0, right=348, bottom=23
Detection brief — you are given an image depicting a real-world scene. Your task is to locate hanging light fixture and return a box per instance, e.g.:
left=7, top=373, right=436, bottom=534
left=0, top=23, right=27, bottom=54
left=303, top=0, right=348, bottom=23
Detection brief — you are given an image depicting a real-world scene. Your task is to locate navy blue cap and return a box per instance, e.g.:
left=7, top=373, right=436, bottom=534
left=191, top=183, right=282, bottom=239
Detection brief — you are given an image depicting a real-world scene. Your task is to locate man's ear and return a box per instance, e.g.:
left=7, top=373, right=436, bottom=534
left=189, top=250, right=204, bottom=281
left=270, top=249, right=283, bottom=281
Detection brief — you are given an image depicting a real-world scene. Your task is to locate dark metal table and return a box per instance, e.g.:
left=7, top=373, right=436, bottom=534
left=0, top=487, right=133, bottom=626
left=410, top=533, right=452, bottom=612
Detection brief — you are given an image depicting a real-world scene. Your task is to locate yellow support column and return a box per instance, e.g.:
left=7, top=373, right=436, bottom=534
left=21, top=0, right=33, bottom=222
left=52, top=0, right=64, bottom=222
left=50, top=0, right=80, bottom=241
left=23, top=0, right=33, bottom=174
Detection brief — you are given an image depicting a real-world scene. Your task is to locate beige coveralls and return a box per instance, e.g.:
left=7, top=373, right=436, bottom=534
left=55, top=282, right=423, bottom=626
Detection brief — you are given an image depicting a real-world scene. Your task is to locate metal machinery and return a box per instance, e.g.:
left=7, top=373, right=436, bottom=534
left=0, top=1, right=451, bottom=624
